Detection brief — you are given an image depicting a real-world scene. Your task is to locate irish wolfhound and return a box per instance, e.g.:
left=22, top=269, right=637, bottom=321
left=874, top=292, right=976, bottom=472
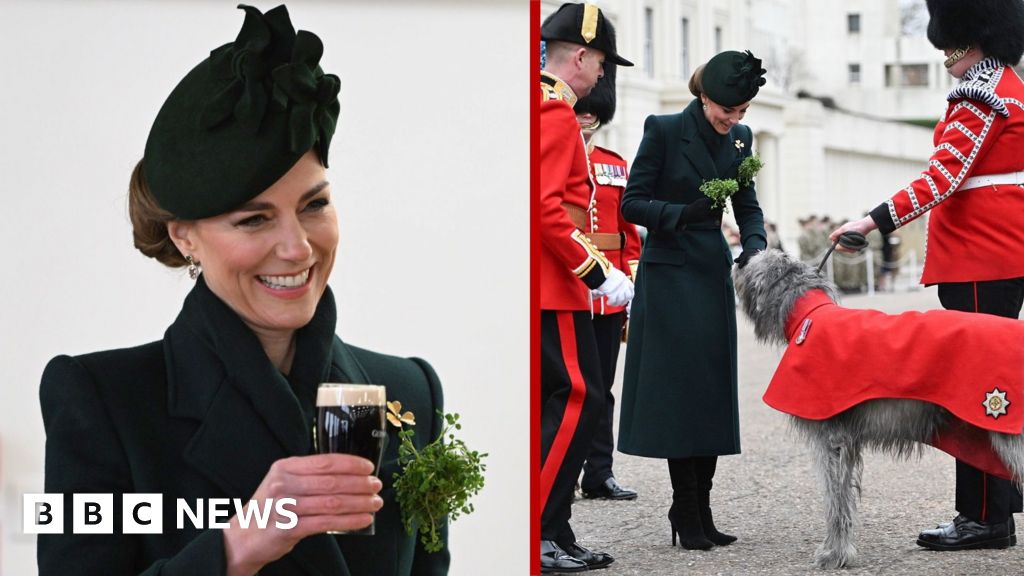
left=733, top=249, right=1024, bottom=568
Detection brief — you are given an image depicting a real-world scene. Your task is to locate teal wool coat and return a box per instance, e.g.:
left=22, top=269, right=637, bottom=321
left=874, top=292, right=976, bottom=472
left=617, top=99, right=766, bottom=458
left=38, top=278, right=449, bottom=576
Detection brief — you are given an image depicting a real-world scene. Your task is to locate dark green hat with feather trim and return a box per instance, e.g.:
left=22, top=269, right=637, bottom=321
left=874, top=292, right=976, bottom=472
left=702, top=50, right=766, bottom=107
left=144, top=4, right=340, bottom=219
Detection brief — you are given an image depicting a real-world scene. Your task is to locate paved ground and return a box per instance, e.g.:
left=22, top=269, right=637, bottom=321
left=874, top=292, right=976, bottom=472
left=572, top=286, right=1024, bottom=575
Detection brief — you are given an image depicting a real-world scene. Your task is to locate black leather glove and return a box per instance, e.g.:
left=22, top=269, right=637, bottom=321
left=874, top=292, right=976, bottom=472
left=679, top=197, right=714, bottom=225
left=734, top=248, right=761, bottom=268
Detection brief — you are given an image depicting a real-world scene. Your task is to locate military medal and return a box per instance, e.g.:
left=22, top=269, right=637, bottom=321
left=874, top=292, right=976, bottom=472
left=983, top=388, right=1010, bottom=418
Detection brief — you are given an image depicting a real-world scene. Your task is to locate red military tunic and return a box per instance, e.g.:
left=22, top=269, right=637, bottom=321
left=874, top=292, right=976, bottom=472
left=870, top=59, right=1024, bottom=284
left=540, top=71, right=613, bottom=311
left=764, top=289, right=1024, bottom=479
left=587, top=144, right=641, bottom=315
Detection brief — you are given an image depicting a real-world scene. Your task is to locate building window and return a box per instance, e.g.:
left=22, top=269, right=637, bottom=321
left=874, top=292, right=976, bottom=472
left=885, top=63, right=929, bottom=87
left=680, top=17, right=690, bottom=79
left=644, top=7, right=654, bottom=78
left=848, top=63, right=861, bottom=84
left=848, top=13, right=861, bottom=33
left=901, top=63, right=928, bottom=87
left=714, top=26, right=723, bottom=53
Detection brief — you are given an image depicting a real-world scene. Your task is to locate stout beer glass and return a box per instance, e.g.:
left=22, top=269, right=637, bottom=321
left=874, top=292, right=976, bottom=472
left=315, top=383, right=387, bottom=535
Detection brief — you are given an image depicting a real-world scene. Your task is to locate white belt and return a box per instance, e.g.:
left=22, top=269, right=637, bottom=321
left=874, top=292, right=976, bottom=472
left=960, top=171, right=1024, bottom=191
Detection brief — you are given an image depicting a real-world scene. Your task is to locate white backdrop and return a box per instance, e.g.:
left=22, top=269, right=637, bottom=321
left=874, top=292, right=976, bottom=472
left=0, top=0, right=528, bottom=574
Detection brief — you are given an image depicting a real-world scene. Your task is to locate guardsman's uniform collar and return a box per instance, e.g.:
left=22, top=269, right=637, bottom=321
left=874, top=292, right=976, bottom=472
left=541, top=70, right=578, bottom=106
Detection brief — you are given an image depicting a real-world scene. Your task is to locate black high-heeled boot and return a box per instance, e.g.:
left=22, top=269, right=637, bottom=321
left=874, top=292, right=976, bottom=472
left=695, top=456, right=737, bottom=545
left=667, top=458, right=714, bottom=550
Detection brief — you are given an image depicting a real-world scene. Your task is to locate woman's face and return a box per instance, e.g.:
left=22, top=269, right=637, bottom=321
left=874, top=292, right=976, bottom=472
left=701, top=97, right=750, bottom=135
left=168, top=151, right=338, bottom=338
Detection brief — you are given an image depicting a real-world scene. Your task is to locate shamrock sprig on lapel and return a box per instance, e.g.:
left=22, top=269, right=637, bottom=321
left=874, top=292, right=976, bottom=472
left=390, top=403, right=487, bottom=553
left=699, top=153, right=764, bottom=212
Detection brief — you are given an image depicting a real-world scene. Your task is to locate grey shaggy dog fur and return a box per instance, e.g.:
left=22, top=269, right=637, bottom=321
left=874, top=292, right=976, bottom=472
left=733, top=249, right=1024, bottom=569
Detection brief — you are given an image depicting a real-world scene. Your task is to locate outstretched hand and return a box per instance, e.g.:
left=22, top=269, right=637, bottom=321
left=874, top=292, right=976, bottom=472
left=829, top=217, right=876, bottom=253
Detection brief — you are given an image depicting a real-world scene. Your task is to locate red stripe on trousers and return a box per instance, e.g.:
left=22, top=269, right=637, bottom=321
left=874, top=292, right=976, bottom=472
left=973, top=281, right=988, bottom=521
left=539, top=312, right=587, bottom=512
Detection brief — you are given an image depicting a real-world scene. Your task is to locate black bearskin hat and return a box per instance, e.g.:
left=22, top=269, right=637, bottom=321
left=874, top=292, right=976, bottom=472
left=926, top=0, right=1024, bottom=64
left=574, top=61, right=616, bottom=124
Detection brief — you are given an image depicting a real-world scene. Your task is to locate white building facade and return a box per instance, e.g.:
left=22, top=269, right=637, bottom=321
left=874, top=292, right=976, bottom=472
left=542, top=0, right=948, bottom=253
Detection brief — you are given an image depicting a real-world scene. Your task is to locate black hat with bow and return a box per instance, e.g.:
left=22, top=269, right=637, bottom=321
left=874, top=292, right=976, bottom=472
left=702, top=50, right=767, bottom=107
left=144, top=4, right=340, bottom=219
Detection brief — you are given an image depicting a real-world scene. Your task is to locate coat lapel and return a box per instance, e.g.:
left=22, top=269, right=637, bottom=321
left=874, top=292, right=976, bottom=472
left=165, top=278, right=354, bottom=576
left=678, top=104, right=718, bottom=182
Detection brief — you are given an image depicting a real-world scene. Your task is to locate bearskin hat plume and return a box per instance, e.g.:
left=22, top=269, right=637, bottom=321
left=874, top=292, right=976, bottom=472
left=926, top=0, right=1024, bottom=65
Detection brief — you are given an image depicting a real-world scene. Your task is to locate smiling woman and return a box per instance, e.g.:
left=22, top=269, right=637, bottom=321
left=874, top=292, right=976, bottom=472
left=162, top=153, right=339, bottom=371
left=617, top=49, right=768, bottom=551
left=36, top=5, right=450, bottom=576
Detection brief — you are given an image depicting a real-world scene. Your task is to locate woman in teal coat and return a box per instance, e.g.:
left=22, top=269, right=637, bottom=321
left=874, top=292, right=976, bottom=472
left=38, top=6, right=448, bottom=575
left=618, top=50, right=768, bottom=551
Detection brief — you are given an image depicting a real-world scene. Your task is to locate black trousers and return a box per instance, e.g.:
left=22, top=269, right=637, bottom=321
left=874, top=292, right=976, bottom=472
left=938, top=278, right=1024, bottom=523
left=581, top=311, right=626, bottom=491
left=540, top=310, right=604, bottom=546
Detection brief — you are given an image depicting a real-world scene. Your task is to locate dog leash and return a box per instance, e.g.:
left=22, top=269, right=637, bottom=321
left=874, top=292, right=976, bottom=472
left=815, top=232, right=869, bottom=275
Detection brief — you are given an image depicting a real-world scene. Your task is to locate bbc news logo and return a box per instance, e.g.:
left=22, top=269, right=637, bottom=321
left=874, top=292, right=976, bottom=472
left=23, top=494, right=298, bottom=534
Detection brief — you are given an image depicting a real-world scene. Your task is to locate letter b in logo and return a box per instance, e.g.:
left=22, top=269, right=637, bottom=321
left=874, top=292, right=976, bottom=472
left=73, top=494, right=113, bottom=534
left=23, top=494, right=63, bottom=534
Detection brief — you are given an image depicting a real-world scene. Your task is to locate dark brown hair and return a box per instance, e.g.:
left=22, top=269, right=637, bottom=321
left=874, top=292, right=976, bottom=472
left=688, top=64, right=705, bottom=98
left=128, top=159, right=187, bottom=267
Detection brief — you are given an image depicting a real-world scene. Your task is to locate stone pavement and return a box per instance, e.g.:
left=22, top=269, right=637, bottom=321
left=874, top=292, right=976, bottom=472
left=572, top=286, right=1024, bottom=575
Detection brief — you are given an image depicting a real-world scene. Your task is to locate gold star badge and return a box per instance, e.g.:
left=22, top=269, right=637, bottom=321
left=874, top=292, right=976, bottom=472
left=983, top=388, right=1011, bottom=419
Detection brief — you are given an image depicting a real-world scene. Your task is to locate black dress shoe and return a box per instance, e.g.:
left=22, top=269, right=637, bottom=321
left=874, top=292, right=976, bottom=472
left=581, top=477, right=638, bottom=500
left=540, top=540, right=587, bottom=573
left=565, top=542, right=614, bottom=570
left=917, top=514, right=1013, bottom=551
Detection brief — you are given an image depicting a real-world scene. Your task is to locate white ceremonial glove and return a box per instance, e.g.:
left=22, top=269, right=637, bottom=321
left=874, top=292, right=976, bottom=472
left=592, top=268, right=634, bottom=307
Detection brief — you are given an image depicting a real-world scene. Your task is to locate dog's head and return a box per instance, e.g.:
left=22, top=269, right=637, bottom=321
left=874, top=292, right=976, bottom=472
left=733, top=249, right=838, bottom=346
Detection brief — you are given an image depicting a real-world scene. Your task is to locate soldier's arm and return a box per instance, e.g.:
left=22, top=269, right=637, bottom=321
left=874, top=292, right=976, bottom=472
left=869, top=97, right=1008, bottom=234
left=539, top=101, right=611, bottom=289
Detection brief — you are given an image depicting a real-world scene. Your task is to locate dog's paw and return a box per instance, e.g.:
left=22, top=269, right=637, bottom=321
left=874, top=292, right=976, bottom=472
left=814, top=543, right=857, bottom=569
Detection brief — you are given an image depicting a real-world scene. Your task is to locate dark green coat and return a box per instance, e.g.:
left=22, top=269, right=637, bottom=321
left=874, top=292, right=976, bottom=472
left=618, top=99, right=766, bottom=458
left=39, top=278, right=448, bottom=576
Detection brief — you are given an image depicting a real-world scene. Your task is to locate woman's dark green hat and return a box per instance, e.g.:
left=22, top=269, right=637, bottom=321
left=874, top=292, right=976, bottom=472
left=702, top=50, right=766, bottom=107
left=144, top=4, right=340, bottom=220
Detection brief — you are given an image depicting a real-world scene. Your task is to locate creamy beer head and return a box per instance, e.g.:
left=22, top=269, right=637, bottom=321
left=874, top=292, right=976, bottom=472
left=316, top=383, right=385, bottom=407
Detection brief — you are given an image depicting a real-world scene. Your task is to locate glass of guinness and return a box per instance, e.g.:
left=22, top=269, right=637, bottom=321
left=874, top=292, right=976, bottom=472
left=315, top=383, right=387, bottom=535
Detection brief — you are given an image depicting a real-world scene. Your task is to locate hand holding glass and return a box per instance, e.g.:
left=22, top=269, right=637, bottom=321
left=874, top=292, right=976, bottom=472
left=315, top=383, right=387, bottom=535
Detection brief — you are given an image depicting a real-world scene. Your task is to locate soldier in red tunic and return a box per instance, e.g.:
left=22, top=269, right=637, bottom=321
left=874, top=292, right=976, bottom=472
left=830, top=0, right=1024, bottom=551
left=573, top=60, right=642, bottom=503
left=538, top=3, right=633, bottom=572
